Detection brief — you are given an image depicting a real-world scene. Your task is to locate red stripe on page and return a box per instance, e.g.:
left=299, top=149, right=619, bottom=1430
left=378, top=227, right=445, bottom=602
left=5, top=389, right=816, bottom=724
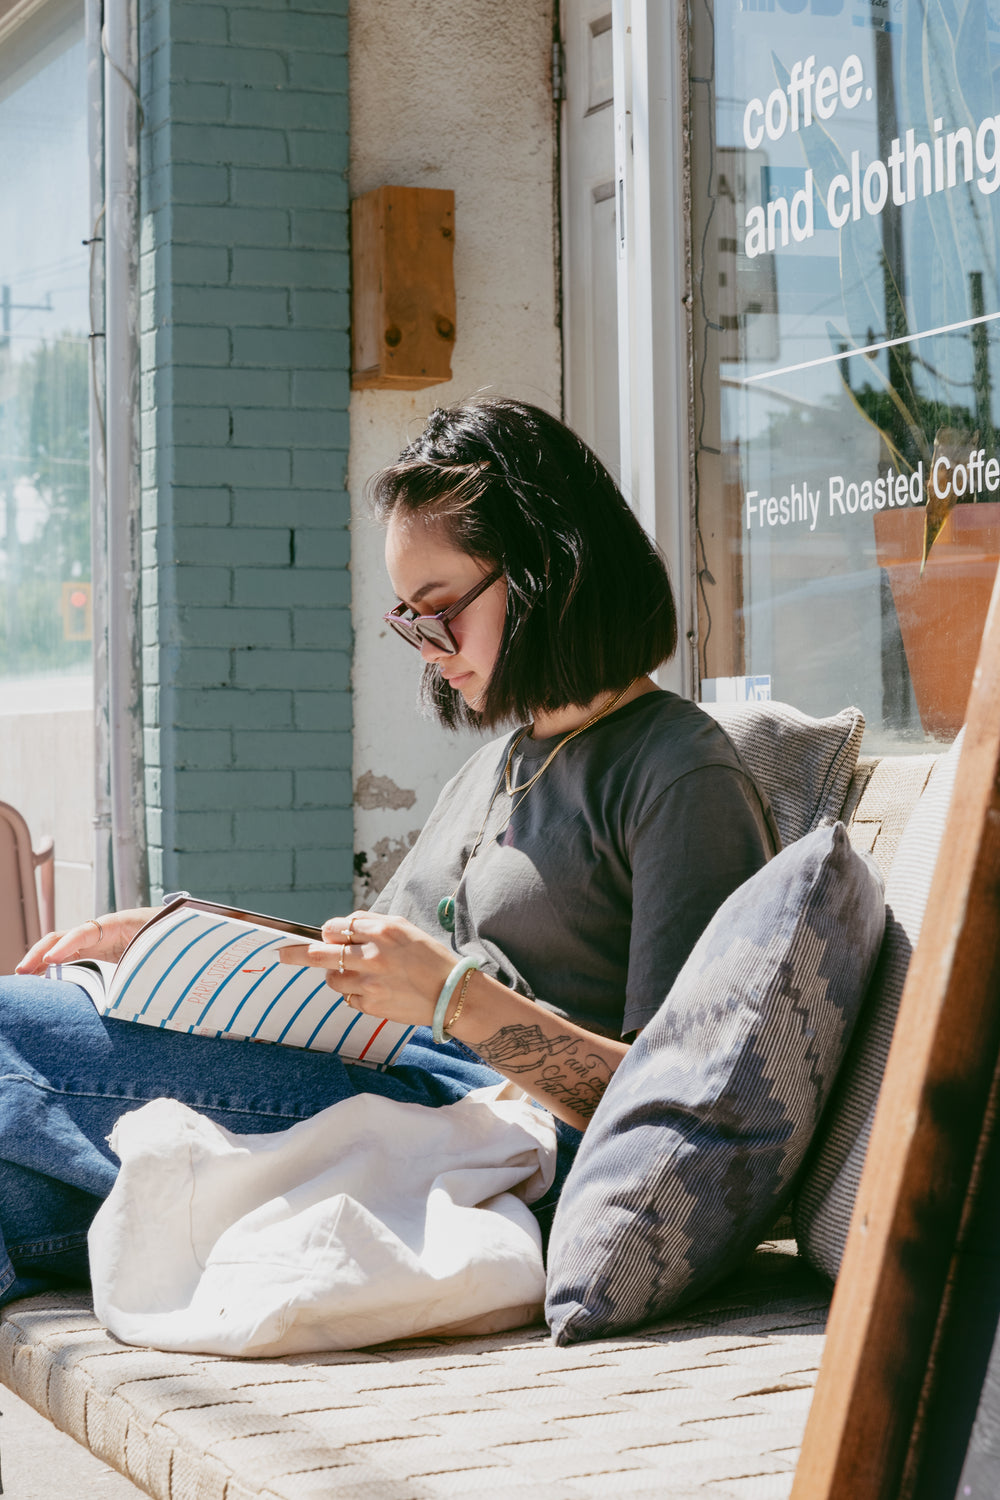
left=357, top=1018, right=389, bottom=1060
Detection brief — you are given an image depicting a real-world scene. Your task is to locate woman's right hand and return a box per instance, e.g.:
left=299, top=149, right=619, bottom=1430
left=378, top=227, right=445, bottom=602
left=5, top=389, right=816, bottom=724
left=15, top=908, right=158, bottom=975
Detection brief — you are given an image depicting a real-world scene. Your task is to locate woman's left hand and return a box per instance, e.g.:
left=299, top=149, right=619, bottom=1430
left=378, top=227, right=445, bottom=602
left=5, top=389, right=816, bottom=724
left=277, top=913, right=455, bottom=1028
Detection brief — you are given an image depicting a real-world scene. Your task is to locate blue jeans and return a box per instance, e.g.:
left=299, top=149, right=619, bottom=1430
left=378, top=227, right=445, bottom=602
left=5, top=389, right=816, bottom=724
left=0, top=976, right=580, bottom=1304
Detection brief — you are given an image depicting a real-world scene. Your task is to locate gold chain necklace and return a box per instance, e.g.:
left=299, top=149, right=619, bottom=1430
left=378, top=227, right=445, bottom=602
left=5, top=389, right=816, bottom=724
left=436, top=680, right=637, bottom=932
left=504, top=679, right=636, bottom=800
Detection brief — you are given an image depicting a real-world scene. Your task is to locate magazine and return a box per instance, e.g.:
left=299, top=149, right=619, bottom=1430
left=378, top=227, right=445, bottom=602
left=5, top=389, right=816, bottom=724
left=48, top=897, right=415, bottom=1067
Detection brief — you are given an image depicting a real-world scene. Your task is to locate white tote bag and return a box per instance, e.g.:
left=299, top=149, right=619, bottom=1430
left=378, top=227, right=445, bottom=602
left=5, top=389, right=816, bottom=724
left=89, top=1083, right=556, bottom=1357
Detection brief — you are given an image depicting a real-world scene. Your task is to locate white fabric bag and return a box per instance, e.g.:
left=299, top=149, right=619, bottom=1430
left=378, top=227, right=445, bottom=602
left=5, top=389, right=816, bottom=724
left=89, top=1083, right=557, bottom=1357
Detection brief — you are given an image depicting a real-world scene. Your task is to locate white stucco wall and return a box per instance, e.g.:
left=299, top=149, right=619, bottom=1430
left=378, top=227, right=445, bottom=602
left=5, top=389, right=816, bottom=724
left=349, top=0, right=561, bottom=903
left=0, top=677, right=95, bottom=930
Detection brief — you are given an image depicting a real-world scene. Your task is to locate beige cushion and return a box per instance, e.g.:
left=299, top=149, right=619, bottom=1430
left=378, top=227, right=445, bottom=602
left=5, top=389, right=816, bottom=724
left=841, top=753, right=938, bottom=880
left=703, top=701, right=865, bottom=847
left=794, top=732, right=962, bottom=1279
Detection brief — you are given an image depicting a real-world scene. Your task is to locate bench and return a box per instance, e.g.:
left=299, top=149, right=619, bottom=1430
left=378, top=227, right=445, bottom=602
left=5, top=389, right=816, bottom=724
left=0, top=710, right=946, bottom=1500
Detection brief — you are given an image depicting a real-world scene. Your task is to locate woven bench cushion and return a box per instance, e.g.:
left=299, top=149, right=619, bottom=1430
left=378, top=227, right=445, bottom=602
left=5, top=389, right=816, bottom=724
left=0, top=1242, right=829, bottom=1500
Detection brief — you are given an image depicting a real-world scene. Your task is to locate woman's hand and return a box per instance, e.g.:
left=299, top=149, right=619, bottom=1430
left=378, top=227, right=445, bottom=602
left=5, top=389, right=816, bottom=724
left=16, top=908, right=158, bottom=975
left=277, top=912, right=455, bottom=1028
left=279, top=912, right=632, bottom=1130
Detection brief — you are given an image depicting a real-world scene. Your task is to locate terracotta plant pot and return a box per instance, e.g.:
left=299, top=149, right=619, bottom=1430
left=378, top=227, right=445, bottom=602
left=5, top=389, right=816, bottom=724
left=874, top=502, right=1000, bottom=738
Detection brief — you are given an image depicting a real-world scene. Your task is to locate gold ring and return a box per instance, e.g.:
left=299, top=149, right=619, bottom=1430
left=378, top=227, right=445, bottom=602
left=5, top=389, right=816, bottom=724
left=342, top=920, right=356, bottom=944
left=337, top=944, right=346, bottom=975
left=89, top=918, right=105, bottom=942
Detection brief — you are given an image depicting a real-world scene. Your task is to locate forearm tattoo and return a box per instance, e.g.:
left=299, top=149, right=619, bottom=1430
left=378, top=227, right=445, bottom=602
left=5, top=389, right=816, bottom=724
left=471, top=1023, right=613, bottom=1121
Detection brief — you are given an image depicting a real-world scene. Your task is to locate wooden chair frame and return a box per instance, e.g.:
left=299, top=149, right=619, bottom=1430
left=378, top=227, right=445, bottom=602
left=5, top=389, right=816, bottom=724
left=792, top=567, right=1000, bottom=1498
left=0, top=801, right=55, bottom=961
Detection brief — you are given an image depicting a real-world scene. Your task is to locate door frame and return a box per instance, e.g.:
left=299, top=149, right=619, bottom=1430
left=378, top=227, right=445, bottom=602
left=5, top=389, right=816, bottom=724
left=611, top=0, right=694, bottom=697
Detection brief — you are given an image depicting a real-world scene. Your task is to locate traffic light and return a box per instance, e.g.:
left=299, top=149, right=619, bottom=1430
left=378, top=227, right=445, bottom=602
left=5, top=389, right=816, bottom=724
left=61, top=580, right=92, bottom=641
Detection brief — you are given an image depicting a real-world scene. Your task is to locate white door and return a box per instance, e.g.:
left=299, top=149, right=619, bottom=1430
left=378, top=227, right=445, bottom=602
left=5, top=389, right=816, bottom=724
left=560, top=0, right=620, bottom=479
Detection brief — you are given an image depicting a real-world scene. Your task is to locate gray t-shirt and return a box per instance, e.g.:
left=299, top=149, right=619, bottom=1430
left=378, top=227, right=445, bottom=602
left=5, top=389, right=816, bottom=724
left=373, top=691, right=778, bottom=1039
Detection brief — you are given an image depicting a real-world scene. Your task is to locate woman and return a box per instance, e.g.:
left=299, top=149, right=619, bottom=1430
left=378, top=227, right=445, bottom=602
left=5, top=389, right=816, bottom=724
left=10, top=398, right=776, bottom=1304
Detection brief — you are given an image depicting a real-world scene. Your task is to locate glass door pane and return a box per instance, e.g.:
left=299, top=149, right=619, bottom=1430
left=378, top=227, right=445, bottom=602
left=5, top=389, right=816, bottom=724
left=0, top=0, right=90, bottom=687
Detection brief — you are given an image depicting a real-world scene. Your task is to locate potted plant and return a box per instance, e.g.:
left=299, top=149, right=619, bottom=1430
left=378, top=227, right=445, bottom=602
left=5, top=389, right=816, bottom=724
left=871, top=439, right=1000, bottom=739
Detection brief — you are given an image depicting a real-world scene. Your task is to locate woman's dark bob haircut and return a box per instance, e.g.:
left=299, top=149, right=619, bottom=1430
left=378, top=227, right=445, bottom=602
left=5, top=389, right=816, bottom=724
left=369, top=397, right=678, bottom=730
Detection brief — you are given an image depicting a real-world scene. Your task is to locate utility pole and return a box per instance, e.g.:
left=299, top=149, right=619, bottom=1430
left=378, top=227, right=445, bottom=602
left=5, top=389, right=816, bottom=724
left=970, top=271, right=994, bottom=461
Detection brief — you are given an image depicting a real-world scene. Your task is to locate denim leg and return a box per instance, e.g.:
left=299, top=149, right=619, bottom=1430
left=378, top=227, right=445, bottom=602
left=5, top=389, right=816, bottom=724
left=0, top=976, right=509, bottom=1303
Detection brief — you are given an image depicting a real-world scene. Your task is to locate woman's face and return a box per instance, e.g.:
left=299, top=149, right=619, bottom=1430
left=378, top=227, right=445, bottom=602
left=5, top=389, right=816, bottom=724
left=384, top=514, right=507, bottom=710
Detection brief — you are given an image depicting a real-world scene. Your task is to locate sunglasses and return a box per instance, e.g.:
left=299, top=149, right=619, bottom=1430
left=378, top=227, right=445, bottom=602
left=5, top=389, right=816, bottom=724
left=383, top=570, right=502, bottom=654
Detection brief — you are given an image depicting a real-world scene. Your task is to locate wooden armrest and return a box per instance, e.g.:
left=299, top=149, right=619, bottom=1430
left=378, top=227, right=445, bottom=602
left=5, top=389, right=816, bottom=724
left=32, top=837, right=55, bottom=934
left=32, top=836, right=54, bottom=867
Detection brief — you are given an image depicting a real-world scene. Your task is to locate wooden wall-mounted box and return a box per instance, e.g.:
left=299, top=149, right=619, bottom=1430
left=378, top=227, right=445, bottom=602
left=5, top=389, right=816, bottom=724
left=351, top=185, right=456, bottom=391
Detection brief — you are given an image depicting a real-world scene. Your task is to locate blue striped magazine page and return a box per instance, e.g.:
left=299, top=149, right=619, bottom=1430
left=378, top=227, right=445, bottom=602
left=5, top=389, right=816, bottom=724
left=49, top=897, right=415, bottom=1067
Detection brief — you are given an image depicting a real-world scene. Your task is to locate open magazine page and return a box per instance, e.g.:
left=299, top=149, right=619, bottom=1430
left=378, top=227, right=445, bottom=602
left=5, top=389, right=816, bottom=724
left=53, top=904, right=415, bottom=1066
left=49, top=960, right=116, bottom=1011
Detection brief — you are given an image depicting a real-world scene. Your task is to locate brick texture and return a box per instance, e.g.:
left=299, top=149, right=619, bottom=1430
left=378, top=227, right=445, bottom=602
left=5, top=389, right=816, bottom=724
left=139, top=0, right=351, bottom=923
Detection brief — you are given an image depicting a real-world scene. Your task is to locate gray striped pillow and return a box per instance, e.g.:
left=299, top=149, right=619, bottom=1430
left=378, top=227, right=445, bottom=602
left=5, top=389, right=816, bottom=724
left=704, top=701, right=865, bottom=847
left=794, top=733, right=962, bottom=1279
left=545, top=822, right=885, bottom=1344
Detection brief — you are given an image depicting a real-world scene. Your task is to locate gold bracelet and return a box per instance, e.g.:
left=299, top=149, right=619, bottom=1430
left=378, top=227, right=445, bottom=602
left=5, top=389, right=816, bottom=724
left=445, top=967, right=475, bottom=1036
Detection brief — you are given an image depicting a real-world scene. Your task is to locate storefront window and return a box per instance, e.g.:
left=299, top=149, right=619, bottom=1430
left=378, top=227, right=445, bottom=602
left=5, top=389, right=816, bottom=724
left=0, top=0, right=90, bottom=686
left=691, top=0, right=1000, bottom=747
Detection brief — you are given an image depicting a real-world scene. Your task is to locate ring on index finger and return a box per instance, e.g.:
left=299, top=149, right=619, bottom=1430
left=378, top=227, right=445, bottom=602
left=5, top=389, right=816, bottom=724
left=342, top=919, right=356, bottom=945
left=337, top=944, right=346, bottom=975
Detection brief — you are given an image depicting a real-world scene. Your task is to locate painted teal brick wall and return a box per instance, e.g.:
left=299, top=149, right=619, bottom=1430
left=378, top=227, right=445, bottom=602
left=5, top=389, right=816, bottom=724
left=139, top=0, right=351, bottom=924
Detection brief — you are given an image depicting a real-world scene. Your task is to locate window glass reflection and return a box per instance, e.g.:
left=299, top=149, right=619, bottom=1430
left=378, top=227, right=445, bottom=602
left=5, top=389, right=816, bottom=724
left=0, top=4, right=90, bottom=685
left=692, top=1, right=1000, bottom=748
